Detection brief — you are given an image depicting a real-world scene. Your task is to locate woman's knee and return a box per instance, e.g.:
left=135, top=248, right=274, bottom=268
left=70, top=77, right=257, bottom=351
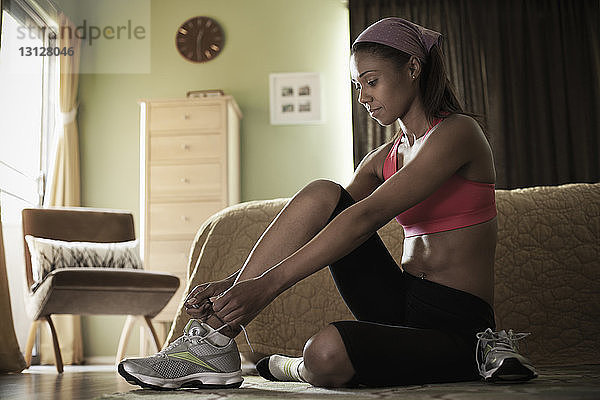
left=302, top=179, right=341, bottom=200
left=302, top=325, right=355, bottom=387
left=293, top=179, right=341, bottom=213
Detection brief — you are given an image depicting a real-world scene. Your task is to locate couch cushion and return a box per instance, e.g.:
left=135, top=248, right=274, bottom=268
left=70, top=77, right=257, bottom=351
left=493, top=183, right=600, bottom=366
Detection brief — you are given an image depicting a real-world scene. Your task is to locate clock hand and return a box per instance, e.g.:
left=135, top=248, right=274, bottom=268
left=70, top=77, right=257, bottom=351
left=196, top=30, right=204, bottom=56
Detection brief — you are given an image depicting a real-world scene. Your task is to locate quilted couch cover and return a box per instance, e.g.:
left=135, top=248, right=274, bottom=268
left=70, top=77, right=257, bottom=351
left=167, top=183, right=600, bottom=367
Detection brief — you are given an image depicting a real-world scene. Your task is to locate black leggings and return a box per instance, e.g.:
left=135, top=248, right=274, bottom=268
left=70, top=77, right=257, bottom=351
left=327, top=185, right=495, bottom=387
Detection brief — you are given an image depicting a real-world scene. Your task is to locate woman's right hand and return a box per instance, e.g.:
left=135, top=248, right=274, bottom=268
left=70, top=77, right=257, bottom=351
left=184, top=275, right=237, bottom=321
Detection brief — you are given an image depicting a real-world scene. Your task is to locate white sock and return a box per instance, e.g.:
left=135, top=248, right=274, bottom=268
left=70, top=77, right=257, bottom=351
left=205, top=330, right=231, bottom=347
left=197, top=322, right=231, bottom=347
left=268, top=355, right=305, bottom=382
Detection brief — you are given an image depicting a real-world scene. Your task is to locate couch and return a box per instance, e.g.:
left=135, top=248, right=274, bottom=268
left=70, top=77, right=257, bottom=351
left=166, top=182, right=600, bottom=370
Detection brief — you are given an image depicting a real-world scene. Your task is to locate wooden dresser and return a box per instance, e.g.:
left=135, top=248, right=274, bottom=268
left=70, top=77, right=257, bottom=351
left=139, top=96, right=241, bottom=324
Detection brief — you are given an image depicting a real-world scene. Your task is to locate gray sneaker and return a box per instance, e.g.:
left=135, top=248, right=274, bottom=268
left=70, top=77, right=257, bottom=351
left=118, top=320, right=243, bottom=389
left=476, top=328, right=538, bottom=382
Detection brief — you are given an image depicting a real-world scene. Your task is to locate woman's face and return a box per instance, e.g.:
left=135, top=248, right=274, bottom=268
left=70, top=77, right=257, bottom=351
left=350, top=51, right=417, bottom=126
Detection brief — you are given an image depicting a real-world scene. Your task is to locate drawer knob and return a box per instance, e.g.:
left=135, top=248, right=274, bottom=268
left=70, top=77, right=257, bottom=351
left=183, top=114, right=191, bottom=120
left=181, top=144, right=191, bottom=151
left=181, top=216, right=190, bottom=222
left=180, top=178, right=190, bottom=184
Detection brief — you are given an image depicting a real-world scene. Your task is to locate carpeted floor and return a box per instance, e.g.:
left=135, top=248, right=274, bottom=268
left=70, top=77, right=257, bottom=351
left=97, top=364, right=600, bottom=400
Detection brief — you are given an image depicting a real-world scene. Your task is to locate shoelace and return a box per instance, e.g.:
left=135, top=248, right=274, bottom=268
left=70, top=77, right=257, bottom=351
left=475, top=329, right=531, bottom=375
left=210, top=308, right=255, bottom=353
left=158, top=335, right=186, bottom=356
left=239, top=324, right=254, bottom=353
left=157, top=323, right=230, bottom=357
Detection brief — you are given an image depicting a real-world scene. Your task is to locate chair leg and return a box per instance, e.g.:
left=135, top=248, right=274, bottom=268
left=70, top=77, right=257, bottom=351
left=115, top=315, right=137, bottom=365
left=44, top=315, right=64, bottom=373
left=142, top=316, right=161, bottom=353
left=24, top=320, right=40, bottom=368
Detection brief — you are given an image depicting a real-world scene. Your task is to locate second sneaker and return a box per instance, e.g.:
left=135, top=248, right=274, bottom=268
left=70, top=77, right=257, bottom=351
left=476, top=328, right=538, bottom=382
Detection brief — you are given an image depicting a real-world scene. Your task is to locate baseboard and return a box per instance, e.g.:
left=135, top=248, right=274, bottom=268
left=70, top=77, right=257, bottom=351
left=84, top=356, right=116, bottom=365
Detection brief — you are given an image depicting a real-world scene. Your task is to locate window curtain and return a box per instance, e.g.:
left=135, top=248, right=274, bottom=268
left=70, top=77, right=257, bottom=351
left=40, top=11, right=83, bottom=365
left=0, top=207, right=26, bottom=373
left=349, top=0, right=600, bottom=188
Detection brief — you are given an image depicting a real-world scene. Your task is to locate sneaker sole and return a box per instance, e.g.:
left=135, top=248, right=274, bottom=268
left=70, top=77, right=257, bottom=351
left=484, top=357, right=537, bottom=382
left=118, top=363, right=243, bottom=390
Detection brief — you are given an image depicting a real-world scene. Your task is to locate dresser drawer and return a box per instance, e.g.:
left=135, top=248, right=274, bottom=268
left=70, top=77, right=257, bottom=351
left=149, top=202, right=224, bottom=238
left=145, top=240, right=191, bottom=273
left=149, top=104, right=223, bottom=131
left=150, top=163, right=222, bottom=198
left=150, top=133, right=223, bottom=161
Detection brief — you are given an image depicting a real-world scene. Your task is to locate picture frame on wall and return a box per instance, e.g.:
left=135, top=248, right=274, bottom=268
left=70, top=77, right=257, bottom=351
left=269, top=72, right=323, bottom=125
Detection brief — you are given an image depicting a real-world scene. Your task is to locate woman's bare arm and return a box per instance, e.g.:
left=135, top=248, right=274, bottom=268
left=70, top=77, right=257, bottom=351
left=345, top=142, right=391, bottom=201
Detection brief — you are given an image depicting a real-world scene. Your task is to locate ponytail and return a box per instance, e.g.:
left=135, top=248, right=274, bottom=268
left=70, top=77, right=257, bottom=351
left=419, top=44, right=464, bottom=122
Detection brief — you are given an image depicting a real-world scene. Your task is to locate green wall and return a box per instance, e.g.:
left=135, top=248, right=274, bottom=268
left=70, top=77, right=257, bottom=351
left=58, top=0, right=352, bottom=358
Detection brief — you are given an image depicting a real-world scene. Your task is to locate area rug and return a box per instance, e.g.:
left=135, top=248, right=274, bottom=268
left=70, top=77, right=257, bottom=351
left=97, top=365, right=600, bottom=400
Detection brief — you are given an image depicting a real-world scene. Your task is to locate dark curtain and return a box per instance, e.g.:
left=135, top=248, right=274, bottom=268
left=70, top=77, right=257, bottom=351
left=349, top=0, right=600, bottom=189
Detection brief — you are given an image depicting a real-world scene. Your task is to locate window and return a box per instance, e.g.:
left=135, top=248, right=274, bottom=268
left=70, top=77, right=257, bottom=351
left=0, top=0, right=58, bottom=355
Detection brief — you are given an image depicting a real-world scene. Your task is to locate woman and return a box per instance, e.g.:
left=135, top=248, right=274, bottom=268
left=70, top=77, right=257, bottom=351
left=119, top=18, right=534, bottom=390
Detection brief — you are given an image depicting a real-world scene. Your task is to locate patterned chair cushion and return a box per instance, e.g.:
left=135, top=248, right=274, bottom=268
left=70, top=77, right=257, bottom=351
left=25, top=235, right=142, bottom=289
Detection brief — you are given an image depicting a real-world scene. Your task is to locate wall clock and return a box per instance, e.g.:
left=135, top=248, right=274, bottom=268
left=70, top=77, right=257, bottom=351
left=175, top=16, right=225, bottom=63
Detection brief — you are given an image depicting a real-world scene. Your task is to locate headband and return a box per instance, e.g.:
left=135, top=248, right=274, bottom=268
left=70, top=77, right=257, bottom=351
left=353, top=17, right=442, bottom=62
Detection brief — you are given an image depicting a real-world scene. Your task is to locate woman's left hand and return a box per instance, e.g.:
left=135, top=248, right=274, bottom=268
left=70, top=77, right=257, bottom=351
left=211, top=275, right=278, bottom=329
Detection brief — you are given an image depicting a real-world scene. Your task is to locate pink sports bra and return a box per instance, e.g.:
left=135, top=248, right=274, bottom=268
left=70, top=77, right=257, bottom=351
left=382, top=119, right=497, bottom=237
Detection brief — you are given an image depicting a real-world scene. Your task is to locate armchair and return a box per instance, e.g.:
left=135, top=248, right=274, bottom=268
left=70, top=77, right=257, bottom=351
left=22, top=207, right=180, bottom=373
